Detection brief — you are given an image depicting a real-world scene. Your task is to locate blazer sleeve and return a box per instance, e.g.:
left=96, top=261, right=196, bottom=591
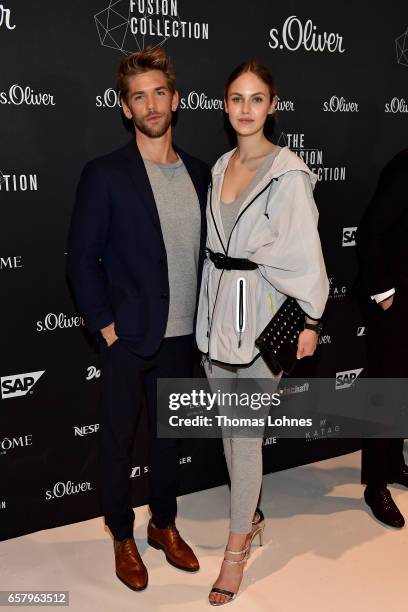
left=253, top=170, right=329, bottom=320
left=356, top=162, right=407, bottom=297
left=67, top=161, right=114, bottom=334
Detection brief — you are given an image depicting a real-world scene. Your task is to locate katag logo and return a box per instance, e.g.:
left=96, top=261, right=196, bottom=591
left=1, top=371, right=45, bottom=399
left=342, top=227, right=357, bottom=247
left=335, top=368, right=363, bottom=390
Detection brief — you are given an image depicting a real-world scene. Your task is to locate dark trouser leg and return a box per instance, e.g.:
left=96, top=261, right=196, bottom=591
left=144, top=335, right=194, bottom=528
left=362, top=439, right=405, bottom=487
left=361, top=296, right=407, bottom=486
left=99, top=341, right=144, bottom=540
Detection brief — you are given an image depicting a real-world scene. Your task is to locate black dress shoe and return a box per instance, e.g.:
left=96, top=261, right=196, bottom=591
left=364, top=487, right=405, bottom=528
left=389, top=464, right=408, bottom=488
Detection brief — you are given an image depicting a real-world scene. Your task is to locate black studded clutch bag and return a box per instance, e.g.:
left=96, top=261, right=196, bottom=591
left=255, top=297, right=305, bottom=375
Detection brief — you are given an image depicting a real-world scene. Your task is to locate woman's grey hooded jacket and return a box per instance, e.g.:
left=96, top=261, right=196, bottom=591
left=196, top=146, right=330, bottom=365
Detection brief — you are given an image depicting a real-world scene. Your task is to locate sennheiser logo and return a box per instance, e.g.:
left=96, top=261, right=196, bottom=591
left=323, top=96, right=359, bottom=113
left=384, top=97, right=408, bottom=114
left=0, top=501, right=5, bottom=509
left=342, top=227, right=357, bottom=246
left=278, top=132, right=346, bottom=182
left=0, top=4, right=15, bottom=30
left=36, top=313, right=85, bottom=332
left=130, top=465, right=149, bottom=478
left=269, top=16, right=345, bottom=54
left=0, top=84, right=55, bottom=106
left=179, top=456, right=191, bottom=465
left=335, top=368, right=363, bottom=390
left=1, top=371, right=45, bottom=399
left=0, top=173, right=38, bottom=191
left=45, top=480, right=93, bottom=500
left=395, top=27, right=408, bottom=67
left=73, top=424, right=100, bottom=437
left=357, top=326, right=367, bottom=336
left=0, top=256, right=23, bottom=270
left=95, top=1, right=209, bottom=54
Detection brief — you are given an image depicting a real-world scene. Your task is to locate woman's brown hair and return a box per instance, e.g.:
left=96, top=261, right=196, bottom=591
left=224, top=60, right=276, bottom=102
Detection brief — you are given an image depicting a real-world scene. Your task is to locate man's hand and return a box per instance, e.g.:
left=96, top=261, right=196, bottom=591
left=297, top=329, right=318, bottom=359
left=100, top=322, right=118, bottom=347
left=379, top=294, right=394, bottom=311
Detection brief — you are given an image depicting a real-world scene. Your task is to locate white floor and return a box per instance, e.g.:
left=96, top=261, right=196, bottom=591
left=2, top=449, right=408, bottom=612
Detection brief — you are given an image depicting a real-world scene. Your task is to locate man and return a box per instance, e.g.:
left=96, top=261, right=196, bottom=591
left=356, top=149, right=408, bottom=528
left=67, top=48, right=211, bottom=590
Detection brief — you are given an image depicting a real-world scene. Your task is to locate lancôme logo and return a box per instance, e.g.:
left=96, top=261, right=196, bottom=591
left=1, top=371, right=45, bottom=399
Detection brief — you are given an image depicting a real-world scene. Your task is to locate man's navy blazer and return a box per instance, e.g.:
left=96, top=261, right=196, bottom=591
left=67, top=138, right=211, bottom=355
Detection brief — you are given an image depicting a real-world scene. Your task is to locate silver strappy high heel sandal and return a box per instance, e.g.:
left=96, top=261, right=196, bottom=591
left=208, top=545, right=249, bottom=606
left=208, top=512, right=265, bottom=606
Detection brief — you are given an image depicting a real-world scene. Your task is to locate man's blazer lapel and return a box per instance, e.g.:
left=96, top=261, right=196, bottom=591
left=121, top=138, right=164, bottom=237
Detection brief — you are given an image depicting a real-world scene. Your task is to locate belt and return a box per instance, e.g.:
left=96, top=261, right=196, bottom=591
left=208, top=250, right=258, bottom=271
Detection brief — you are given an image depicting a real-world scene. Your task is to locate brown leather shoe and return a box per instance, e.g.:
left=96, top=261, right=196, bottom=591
left=114, top=537, right=148, bottom=591
left=147, top=520, right=199, bottom=572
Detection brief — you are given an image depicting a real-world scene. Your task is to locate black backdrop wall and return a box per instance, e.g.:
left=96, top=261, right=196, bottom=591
left=0, top=1, right=407, bottom=541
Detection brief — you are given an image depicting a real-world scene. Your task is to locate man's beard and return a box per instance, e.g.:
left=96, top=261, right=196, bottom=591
left=134, top=111, right=172, bottom=138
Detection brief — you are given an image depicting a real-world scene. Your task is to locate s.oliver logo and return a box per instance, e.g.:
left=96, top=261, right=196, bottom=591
left=269, top=16, right=345, bottom=54
left=96, top=88, right=121, bottom=109
left=180, top=92, right=223, bottom=111
left=384, top=97, right=408, bottom=114
left=45, top=480, right=93, bottom=500
left=0, top=4, right=15, bottom=30
left=323, top=96, right=359, bottom=113
left=36, top=313, right=85, bottom=332
left=0, top=84, right=55, bottom=106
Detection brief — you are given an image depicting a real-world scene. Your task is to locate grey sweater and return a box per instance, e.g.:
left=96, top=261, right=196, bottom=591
left=143, top=156, right=201, bottom=337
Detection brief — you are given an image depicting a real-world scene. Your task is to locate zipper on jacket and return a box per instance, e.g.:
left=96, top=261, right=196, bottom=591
left=235, top=277, right=246, bottom=348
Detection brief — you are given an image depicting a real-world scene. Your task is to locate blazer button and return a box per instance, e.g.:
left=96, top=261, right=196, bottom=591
left=160, top=294, right=169, bottom=299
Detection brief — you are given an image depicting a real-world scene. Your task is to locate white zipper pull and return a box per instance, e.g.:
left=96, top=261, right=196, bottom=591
left=236, top=277, right=246, bottom=348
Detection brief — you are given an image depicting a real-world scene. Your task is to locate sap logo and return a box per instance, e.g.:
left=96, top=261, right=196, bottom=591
left=86, top=366, right=101, bottom=381
left=130, top=465, right=149, bottom=478
left=357, top=326, right=367, bottom=336
left=335, top=368, right=363, bottom=390
left=73, top=424, right=99, bottom=437
left=1, top=371, right=45, bottom=399
left=342, top=227, right=357, bottom=246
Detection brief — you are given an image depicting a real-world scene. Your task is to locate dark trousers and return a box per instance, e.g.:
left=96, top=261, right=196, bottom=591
left=98, top=334, right=193, bottom=540
left=361, top=292, right=408, bottom=487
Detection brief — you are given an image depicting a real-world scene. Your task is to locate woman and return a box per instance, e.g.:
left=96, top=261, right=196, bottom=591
left=196, top=61, right=329, bottom=606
